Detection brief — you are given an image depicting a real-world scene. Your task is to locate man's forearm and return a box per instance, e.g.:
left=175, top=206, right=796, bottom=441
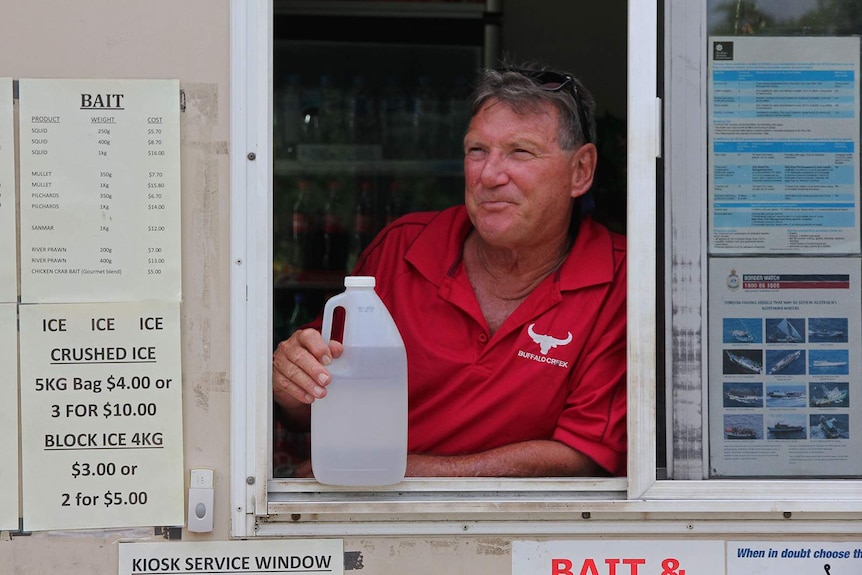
left=405, top=440, right=607, bottom=477
left=273, top=396, right=311, bottom=430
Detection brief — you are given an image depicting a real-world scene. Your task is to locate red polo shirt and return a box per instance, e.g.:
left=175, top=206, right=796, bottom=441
left=349, top=205, right=627, bottom=476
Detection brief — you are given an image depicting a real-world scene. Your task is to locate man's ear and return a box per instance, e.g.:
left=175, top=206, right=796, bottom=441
left=570, top=143, right=598, bottom=198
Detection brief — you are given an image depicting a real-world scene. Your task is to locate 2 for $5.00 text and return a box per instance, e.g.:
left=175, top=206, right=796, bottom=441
left=61, top=490, right=149, bottom=508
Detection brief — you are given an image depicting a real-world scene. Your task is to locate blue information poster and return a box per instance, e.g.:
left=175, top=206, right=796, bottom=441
left=708, top=36, right=861, bottom=254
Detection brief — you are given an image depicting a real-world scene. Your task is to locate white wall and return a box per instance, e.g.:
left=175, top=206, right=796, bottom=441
left=0, top=1, right=232, bottom=572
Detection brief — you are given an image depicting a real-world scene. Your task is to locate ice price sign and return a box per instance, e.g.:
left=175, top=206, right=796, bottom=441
left=19, top=302, right=184, bottom=531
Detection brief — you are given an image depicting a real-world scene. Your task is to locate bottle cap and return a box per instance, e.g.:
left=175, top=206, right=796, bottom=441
left=345, top=276, right=375, bottom=288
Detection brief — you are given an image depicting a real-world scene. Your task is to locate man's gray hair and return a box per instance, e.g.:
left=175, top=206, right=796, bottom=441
left=469, top=67, right=596, bottom=150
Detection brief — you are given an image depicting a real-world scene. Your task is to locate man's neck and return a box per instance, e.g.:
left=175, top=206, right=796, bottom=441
left=464, top=231, right=570, bottom=333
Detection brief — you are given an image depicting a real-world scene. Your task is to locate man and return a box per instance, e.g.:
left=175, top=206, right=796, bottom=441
left=273, top=66, right=627, bottom=477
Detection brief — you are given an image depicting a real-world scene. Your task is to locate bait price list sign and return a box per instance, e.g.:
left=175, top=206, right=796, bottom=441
left=19, top=301, right=184, bottom=531
left=0, top=78, right=15, bottom=302
left=18, top=78, right=180, bottom=303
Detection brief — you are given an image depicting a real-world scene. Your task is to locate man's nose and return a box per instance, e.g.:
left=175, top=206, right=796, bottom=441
left=480, top=151, right=509, bottom=187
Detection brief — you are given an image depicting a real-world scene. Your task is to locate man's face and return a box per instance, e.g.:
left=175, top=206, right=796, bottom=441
left=462, top=99, right=590, bottom=250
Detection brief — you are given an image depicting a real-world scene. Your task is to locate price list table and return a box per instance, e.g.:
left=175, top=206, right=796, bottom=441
left=0, top=78, right=15, bottom=302
left=19, top=301, right=184, bottom=531
left=18, top=79, right=180, bottom=303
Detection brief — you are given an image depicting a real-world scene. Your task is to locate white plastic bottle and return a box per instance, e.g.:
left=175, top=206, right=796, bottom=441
left=312, top=276, right=408, bottom=486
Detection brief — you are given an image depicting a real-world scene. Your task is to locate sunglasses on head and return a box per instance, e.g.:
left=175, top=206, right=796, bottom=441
left=503, top=68, right=592, bottom=145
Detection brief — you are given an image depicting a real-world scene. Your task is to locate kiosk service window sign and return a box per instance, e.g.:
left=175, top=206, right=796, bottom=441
left=119, top=540, right=344, bottom=575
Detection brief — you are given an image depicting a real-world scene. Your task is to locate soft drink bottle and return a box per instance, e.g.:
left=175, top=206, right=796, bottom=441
left=321, top=180, right=348, bottom=272
left=346, top=179, right=375, bottom=272
left=290, top=179, right=312, bottom=271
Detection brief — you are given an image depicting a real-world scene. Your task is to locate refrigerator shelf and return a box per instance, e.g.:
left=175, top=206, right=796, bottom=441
left=274, top=1, right=487, bottom=21
left=274, top=157, right=463, bottom=177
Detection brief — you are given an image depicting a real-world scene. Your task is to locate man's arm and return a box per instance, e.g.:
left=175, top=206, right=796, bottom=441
left=405, top=440, right=607, bottom=477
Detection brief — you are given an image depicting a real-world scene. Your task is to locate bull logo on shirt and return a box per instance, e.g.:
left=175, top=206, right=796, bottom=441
left=527, top=323, right=572, bottom=355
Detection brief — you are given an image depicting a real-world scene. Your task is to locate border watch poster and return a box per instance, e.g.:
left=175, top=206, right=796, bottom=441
left=709, top=258, right=861, bottom=477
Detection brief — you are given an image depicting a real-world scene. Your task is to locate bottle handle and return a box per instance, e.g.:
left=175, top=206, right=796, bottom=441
left=321, top=292, right=347, bottom=343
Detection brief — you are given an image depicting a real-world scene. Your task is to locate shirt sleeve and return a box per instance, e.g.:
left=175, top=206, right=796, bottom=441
left=552, top=239, right=627, bottom=476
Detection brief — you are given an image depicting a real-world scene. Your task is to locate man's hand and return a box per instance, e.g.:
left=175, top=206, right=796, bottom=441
left=272, top=329, right=343, bottom=424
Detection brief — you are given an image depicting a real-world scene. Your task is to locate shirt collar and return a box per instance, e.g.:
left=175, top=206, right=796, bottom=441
left=405, top=205, right=618, bottom=292
left=405, top=206, right=472, bottom=286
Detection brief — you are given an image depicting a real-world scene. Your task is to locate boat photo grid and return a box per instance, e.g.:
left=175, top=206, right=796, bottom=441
left=722, top=316, right=850, bottom=442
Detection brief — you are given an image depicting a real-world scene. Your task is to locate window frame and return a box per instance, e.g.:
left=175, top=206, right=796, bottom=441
left=656, top=0, right=862, bottom=504
left=229, top=0, right=862, bottom=540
